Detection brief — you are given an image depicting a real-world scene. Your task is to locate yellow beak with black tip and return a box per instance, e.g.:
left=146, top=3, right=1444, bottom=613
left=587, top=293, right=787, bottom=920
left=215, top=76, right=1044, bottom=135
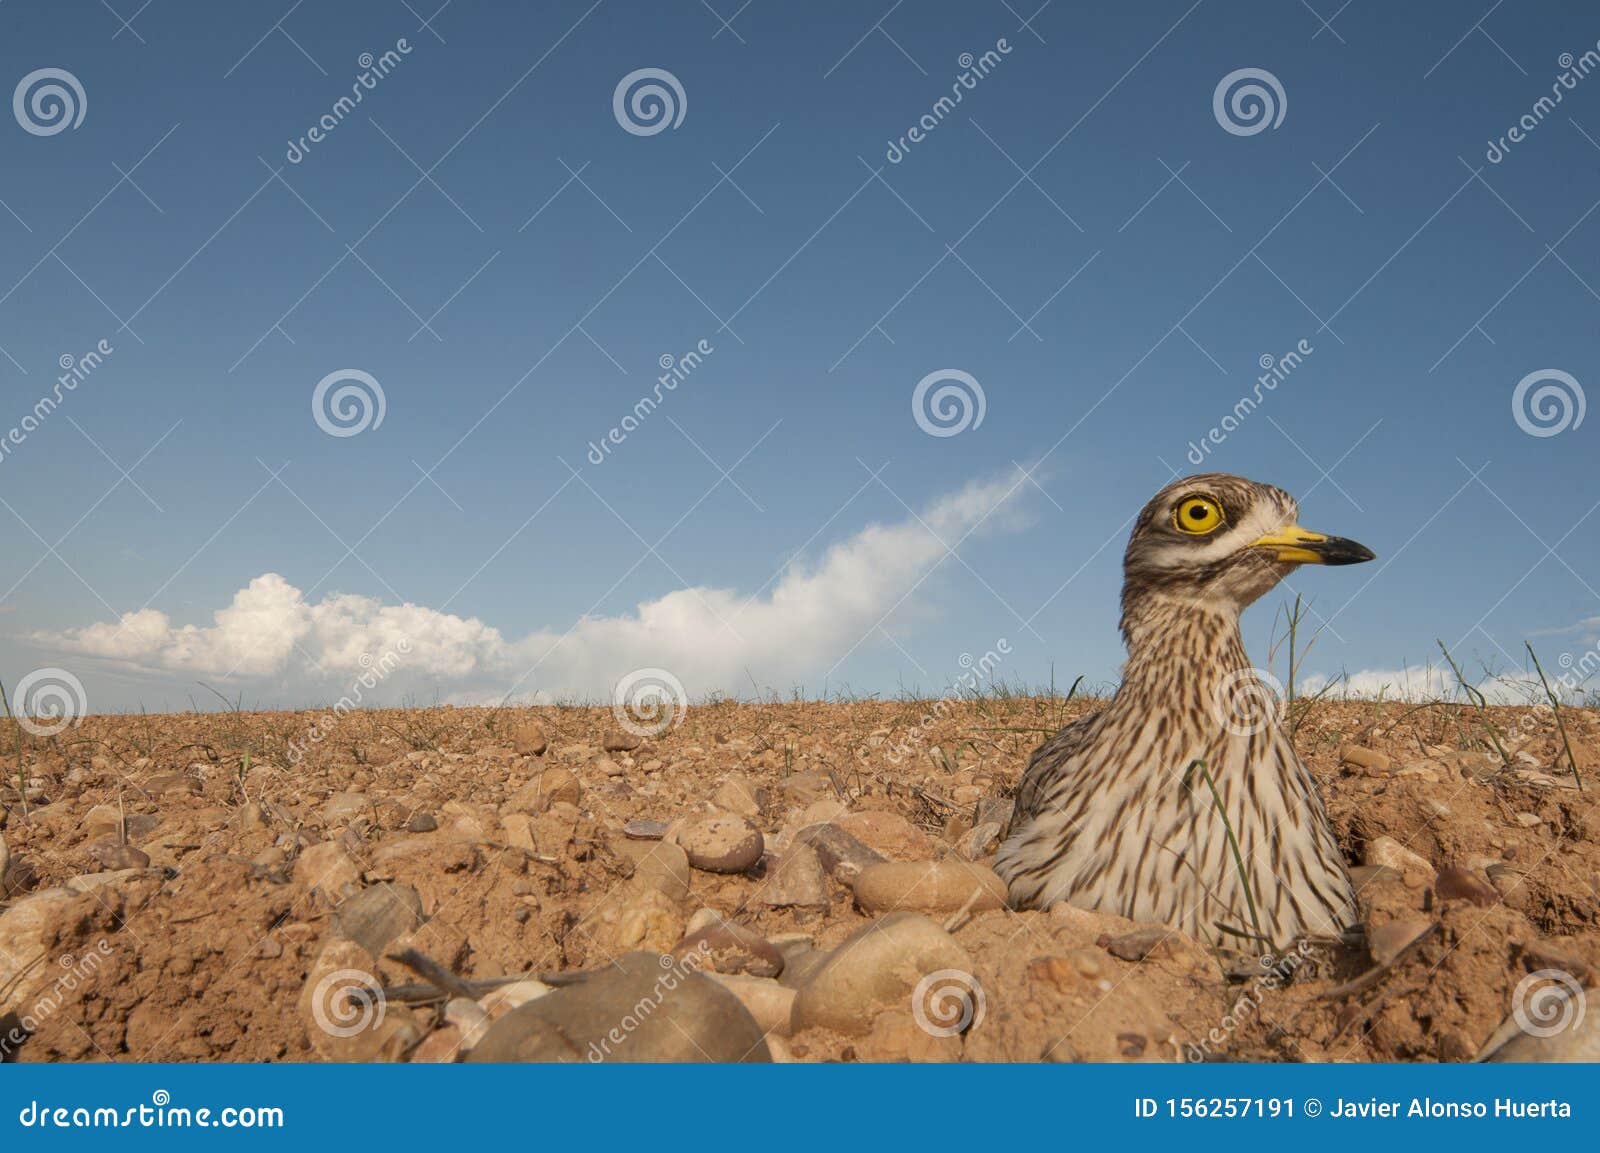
left=1250, top=524, right=1376, bottom=565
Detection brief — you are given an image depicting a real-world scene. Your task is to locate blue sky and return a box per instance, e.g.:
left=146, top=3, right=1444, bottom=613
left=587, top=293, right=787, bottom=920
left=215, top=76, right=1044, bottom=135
left=1, top=0, right=1597, bottom=713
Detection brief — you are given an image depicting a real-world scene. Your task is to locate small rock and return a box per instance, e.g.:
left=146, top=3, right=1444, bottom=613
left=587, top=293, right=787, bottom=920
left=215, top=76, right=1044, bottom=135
left=624, top=819, right=669, bottom=840
left=513, top=722, right=549, bottom=756
left=444, top=997, right=492, bottom=1052
left=1434, top=864, right=1497, bottom=907
left=595, top=757, right=626, bottom=779
left=759, top=843, right=830, bottom=909
left=1363, top=836, right=1435, bottom=882
left=1105, top=927, right=1170, bottom=962
left=799, top=798, right=849, bottom=826
left=779, top=771, right=832, bottom=807
left=704, top=973, right=796, bottom=1037
left=146, top=773, right=202, bottom=796
left=478, top=979, right=553, bottom=1020
left=789, top=911, right=972, bottom=1036
left=1339, top=745, right=1392, bottom=773
left=711, top=775, right=763, bottom=818
left=602, top=731, right=641, bottom=753
left=539, top=767, right=582, bottom=807
left=959, top=821, right=1003, bottom=860
left=674, top=920, right=784, bottom=978
left=84, top=842, right=151, bottom=871
left=405, top=811, right=438, bottom=833
left=1514, top=812, right=1543, bottom=828
left=321, top=792, right=369, bottom=823
left=468, top=951, right=770, bottom=1062
left=865, top=1008, right=962, bottom=1062
left=294, top=841, right=363, bottom=905
left=332, top=883, right=426, bottom=955
left=625, top=840, right=692, bottom=903
left=1368, top=917, right=1433, bottom=965
left=795, top=823, right=885, bottom=882
left=851, top=859, right=1008, bottom=915
left=601, top=887, right=685, bottom=953
left=677, top=814, right=763, bottom=874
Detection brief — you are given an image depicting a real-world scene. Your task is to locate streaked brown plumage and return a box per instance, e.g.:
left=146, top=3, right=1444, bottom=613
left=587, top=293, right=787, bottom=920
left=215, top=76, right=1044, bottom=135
left=994, top=473, right=1375, bottom=949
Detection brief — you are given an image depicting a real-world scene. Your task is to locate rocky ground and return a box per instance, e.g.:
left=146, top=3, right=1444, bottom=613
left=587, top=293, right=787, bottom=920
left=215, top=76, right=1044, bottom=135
left=1, top=693, right=1597, bottom=1063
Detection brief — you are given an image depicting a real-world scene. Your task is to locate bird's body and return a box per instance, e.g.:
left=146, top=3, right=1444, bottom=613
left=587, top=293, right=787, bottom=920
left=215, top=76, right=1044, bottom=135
left=994, top=473, right=1374, bottom=950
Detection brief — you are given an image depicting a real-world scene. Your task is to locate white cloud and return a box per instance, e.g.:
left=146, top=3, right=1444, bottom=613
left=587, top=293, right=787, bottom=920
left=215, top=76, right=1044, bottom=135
left=1303, top=664, right=1580, bottom=704
left=34, top=470, right=1030, bottom=700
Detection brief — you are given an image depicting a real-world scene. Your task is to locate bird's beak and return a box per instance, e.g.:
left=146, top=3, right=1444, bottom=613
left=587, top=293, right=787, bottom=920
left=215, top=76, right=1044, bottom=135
left=1249, top=524, right=1376, bottom=565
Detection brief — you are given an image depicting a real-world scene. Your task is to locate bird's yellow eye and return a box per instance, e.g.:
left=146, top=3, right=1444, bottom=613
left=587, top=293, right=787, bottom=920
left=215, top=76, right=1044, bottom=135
left=1174, top=495, right=1225, bottom=535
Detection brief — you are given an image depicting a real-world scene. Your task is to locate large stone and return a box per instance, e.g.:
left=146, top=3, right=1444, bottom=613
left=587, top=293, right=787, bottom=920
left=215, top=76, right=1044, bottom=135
left=789, top=911, right=972, bottom=1036
left=467, top=951, right=771, bottom=1062
left=759, top=843, right=830, bottom=909
left=677, top=814, right=763, bottom=874
left=332, top=883, right=426, bottom=955
left=795, top=823, right=885, bottom=882
left=851, top=860, right=1008, bottom=915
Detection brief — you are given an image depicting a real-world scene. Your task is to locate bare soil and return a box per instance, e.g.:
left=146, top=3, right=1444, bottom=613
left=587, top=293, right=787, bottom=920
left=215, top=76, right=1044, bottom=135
left=1, top=694, right=1596, bottom=1062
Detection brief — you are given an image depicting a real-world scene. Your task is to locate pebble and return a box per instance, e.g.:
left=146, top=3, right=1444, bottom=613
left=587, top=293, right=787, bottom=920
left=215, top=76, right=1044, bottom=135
left=468, top=951, right=770, bottom=1062
left=624, top=819, right=670, bottom=840
left=299, top=938, right=422, bottom=1062
left=602, top=730, right=641, bottom=753
left=799, top=798, right=849, bottom=826
left=711, top=775, right=763, bottom=818
left=759, top=843, right=830, bottom=909
left=0, top=832, right=8, bottom=883
left=704, top=973, right=796, bottom=1037
left=596, top=757, right=626, bottom=779
left=513, top=722, right=549, bottom=756
left=1339, top=745, right=1393, bottom=772
left=1368, top=917, right=1433, bottom=964
left=321, top=792, right=369, bottom=823
left=477, top=979, right=553, bottom=1020
left=624, top=840, right=692, bottom=903
left=676, top=814, right=763, bottom=873
left=673, top=920, right=785, bottom=978
left=293, top=841, right=363, bottom=905
left=795, top=823, right=885, bottom=882
left=1434, top=864, right=1497, bottom=907
left=444, top=997, right=492, bottom=1052
left=1363, top=835, right=1435, bottom=882
left=1514, top=812, right=1543, bottom=828
left=332, top=882, right=426, bottom=954
left=851, top=859, right=1008, bottom=915
left=85, top=842, right=151, bottom=871
left=1104, top=927, right=1171, bottom=962
left=405, top=811, right=438, bottom=833
left=789, top=911, right=972, bottom=1036
left=959, top=821, right=1004, bottom=860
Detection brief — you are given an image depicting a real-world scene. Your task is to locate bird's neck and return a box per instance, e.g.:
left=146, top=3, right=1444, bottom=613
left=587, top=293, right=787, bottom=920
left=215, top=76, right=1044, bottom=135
left=1115, top=594, right=1251, bottom=706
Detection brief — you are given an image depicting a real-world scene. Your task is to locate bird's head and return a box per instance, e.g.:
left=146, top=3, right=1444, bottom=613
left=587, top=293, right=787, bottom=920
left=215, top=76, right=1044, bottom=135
left=1121, top=473, right=1375, bottom=620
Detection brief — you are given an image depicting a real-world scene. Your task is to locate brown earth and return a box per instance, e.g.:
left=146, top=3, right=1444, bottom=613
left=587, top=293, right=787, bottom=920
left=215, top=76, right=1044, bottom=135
left=1, top=695, right=1596, bottom=1062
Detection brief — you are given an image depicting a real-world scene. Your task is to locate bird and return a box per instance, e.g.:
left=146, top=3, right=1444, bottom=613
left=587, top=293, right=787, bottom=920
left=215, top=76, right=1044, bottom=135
left=993, top=473, right=1375, bottom=952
